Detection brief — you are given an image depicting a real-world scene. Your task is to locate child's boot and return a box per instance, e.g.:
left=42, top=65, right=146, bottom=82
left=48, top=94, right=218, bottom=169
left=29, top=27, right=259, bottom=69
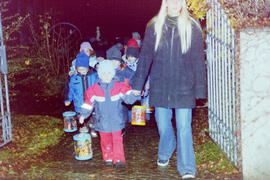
left=89, top=123, right=98, bottom=138
left=104, top=159, right=113, bottom=166
left=115, top=161, right=125, bottom=170
left=90, top=129, right=98, bottom=138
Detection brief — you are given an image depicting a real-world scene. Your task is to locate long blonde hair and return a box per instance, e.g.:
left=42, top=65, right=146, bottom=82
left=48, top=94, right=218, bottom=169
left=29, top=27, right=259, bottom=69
left=147, top=0, right=200, bottom=54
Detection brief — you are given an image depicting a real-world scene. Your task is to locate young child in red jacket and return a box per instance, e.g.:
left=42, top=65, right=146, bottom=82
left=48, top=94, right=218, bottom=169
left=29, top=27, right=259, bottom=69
left=78, top=60, right=140, bottom=169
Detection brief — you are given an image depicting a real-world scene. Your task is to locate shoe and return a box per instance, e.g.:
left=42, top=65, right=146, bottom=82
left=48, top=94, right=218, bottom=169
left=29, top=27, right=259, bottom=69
left=157, top=159, right=169, bottom=167
left=104, top=160, right=113, bottom=166
left=115, top=161, right=125, bottom=170
left=89, top=123, right=95, bottom=128
left=90, top=130, right=98, bottom=138
left=182, top=174, right=195, bottom=179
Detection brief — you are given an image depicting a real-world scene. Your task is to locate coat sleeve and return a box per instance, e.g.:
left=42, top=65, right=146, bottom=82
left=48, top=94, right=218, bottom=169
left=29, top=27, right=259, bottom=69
left=132, top=25, right=155, bottom=91
left=191, top=22, right=206, bottom=99
left=69, top=59, right=76, bottom=76
left=89, top=71, right=98, bottom=87
left=64, top=76, right=71, bottom=102
left=65, top=76, right=74, bottom=103
left=78, top=86, right=95, bottom=118
left=119, top=83, right=141, bottom=104
left=126, top=67, right=135, bottom=86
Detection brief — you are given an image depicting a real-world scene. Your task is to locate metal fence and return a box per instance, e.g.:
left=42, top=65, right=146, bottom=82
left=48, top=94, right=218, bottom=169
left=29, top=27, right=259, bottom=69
left=206, top=0, right=241, bottom=169
left=0, top=13, right=12, bottom=148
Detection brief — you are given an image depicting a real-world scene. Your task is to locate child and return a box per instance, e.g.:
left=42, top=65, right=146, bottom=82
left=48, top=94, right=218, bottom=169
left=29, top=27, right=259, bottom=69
left=106, top=43, right=134, bottom=85
left=94, top=49, right=106, bottom=71
left=125, top=38, right=152, bottom=121
left=106, top=43, right=135, bottom=123
left=64, top=51, right=98, bottom=136
left=78, top=60, right=140, bottom=169
left=95, top=49, right=106, bottom=62
left=124, top=39, right=140, bottom=122
left=132, top=32, right=141, bottom=47
left=69, top=42, right=97, bottom=76
left=125, top=38, right=140, bottom=72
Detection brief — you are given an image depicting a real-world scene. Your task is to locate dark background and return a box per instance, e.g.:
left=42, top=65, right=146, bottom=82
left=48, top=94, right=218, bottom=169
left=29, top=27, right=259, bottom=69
left=12, top=0, right=162, bottom=40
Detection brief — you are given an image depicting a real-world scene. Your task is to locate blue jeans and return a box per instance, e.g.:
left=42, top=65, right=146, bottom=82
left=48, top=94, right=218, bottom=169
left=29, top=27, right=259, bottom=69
left=155, top=107, right=196, bottom=175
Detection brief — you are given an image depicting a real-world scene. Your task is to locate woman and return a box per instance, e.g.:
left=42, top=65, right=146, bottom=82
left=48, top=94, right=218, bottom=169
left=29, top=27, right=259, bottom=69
left=132, top=0, right=206, bottom=178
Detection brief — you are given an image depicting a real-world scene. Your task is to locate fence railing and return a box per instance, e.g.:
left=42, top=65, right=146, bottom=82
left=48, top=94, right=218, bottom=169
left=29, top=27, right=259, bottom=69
left=206, top=0, right=241, bottom=169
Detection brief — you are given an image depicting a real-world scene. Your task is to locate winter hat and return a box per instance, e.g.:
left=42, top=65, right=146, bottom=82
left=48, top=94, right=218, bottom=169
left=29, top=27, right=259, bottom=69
left=126, top=39, right=139, bottom=58
left=132, top=32, right=141, bottom=39
left=97, top=60, right=116, bottom=77
left=106, top=43, right=123, bottom=61
left=95, top=49, right=106, bottom=59
left=127, top=38, right=139, bottom=48
left=80, top=42, right=93, bottom=52
left=75, top=51, right=89, bottom=68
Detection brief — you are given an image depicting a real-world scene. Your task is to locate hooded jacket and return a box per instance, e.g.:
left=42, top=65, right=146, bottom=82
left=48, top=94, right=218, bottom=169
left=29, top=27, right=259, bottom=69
left=79, top=77, right=140, bottom=133
left=132, top=18, right=206, bottom=108
left=116, top=65, right=135, bottom=86
left=65, top=69, right=97, bottom=112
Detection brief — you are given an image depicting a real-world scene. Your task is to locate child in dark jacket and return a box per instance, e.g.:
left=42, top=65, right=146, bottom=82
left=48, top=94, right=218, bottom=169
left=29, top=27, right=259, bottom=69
left=106, top=43, right=135, bottom=123
left=125, top=38, right=152, bottom=121
left=106, top=43, right=134, bottom=85
left=79, top=60, right=140, bottom=169
left=65, top=51, right=98, bottom=136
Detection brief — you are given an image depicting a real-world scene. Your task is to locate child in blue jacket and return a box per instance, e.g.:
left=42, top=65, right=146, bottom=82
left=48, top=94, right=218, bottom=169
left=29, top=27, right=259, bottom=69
left=69, top=41, right=97, bottom=76
left=65, top=51, right=98, bottom=135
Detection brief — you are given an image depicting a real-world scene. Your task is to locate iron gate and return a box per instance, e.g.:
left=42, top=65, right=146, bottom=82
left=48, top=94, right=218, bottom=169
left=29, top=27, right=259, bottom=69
left=0, top=13, right=12, bottom=148
left=206, top=0, right=241, bottom=169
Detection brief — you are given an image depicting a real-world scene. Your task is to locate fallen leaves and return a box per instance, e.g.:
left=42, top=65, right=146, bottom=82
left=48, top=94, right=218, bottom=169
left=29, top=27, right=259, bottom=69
left=193, top=108, right=239, bottom=176
left=0, top=114, right=63, bottom=178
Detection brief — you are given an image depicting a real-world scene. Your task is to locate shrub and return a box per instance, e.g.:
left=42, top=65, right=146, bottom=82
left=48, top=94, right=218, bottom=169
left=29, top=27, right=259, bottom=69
left=209, top=0, right=270, bottom=29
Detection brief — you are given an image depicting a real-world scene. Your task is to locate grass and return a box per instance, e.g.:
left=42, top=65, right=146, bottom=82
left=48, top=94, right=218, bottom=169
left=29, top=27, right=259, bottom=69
left=0, top=114, right=64, bottom=177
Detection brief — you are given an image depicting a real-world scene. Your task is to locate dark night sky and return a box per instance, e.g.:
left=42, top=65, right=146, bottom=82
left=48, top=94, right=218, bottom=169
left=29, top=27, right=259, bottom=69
left=13, top=0, right=162, bottom=40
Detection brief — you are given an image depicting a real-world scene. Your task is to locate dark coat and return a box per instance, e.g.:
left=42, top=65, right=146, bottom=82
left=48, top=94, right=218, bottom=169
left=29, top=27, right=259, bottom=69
left=132, top=18, right=206, bottom=108
left=116, top=65, right=134, bottom=86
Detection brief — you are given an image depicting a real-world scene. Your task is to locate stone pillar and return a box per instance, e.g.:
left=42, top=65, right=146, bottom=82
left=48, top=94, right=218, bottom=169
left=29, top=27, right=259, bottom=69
left=240, top=28, right=270, bottom=180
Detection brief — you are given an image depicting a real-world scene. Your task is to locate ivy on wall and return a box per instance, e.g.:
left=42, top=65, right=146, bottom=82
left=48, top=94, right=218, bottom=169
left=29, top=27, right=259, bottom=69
left=221, top=0, right=270, bottom=29
left=187, top=0, right=208, bottom=20
left=186, top=0, right=270, bottom=29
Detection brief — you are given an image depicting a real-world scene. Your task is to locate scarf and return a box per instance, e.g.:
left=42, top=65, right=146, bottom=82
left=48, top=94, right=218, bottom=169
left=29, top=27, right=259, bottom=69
left=126, top=59, right=139, bottom=71
left=167, top=15, right=178, bottom=25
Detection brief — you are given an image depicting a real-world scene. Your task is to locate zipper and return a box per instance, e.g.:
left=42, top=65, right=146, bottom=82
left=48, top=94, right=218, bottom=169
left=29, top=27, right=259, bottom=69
left=168, top=27, right=175, bottom=105
left=82, top=75, right=87, bottom=95
left=170, top=27, right=175, bottom=63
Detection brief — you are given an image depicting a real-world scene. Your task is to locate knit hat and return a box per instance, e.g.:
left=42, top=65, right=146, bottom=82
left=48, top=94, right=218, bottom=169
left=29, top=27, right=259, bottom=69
left=75, top=52, right=89, bottom=68
left=132, top=32, right=141, bottom=39
left=127, top=38, right=139, bottom=48
left=106, top=43, right=123, bottom=61
left=80, top=42, right=93, bottom=52
left=97, top=60, right=116, bottom=77
left=126, top=39, right=139, bottom=58
left=95, top=49, right=106, bottom=59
